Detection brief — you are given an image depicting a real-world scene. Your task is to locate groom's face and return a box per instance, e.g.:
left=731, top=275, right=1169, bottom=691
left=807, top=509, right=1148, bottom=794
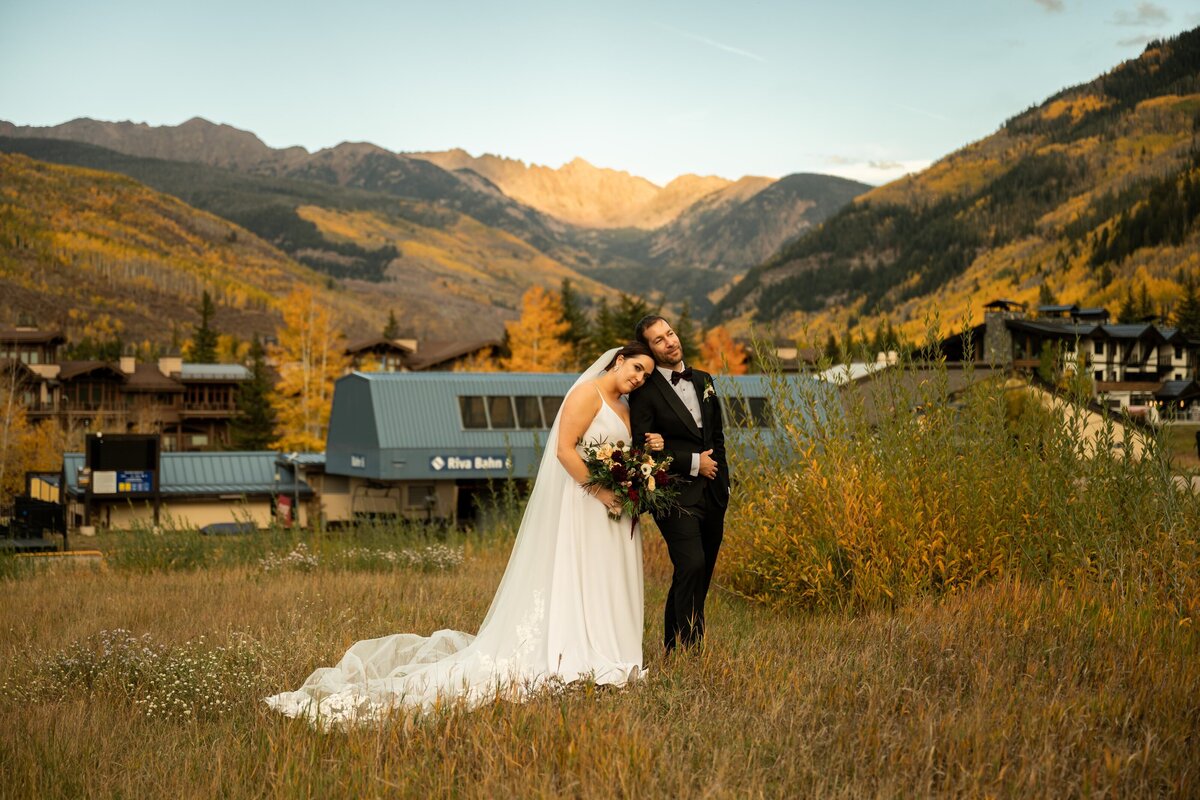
left=643, top=320, right=683, bottom=367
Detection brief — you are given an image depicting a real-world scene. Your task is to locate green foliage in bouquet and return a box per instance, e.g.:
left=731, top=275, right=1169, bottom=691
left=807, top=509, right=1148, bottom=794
left=579, top=438, right=680, bottom=523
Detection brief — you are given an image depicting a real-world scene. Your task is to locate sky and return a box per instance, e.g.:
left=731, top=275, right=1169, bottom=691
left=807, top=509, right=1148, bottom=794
left=2, top=0, right=1199, bottom=187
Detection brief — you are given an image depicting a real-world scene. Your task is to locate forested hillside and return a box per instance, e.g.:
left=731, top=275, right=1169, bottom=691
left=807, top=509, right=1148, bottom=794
left=715, top=27, right=1200, bottom=343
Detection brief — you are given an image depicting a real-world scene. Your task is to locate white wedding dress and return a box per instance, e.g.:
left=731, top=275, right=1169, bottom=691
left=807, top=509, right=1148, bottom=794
left=265, top=350, right=644, bottom=727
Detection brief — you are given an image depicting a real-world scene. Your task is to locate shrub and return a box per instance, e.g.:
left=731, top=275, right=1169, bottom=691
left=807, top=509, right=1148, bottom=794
left=723, top=348, right=1200, bottom=620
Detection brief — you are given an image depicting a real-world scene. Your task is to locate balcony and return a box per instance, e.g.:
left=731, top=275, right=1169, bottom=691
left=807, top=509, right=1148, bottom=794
left=181, top=401, right=239, bottom=418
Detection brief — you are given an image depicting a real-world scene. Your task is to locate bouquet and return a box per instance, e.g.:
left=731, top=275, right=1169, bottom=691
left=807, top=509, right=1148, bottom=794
left=579, top=438, right=679, bottom=536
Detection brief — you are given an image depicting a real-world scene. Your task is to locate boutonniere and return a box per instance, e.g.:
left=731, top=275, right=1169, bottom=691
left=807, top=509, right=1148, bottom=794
left=702, top=380, right=716, bottom=402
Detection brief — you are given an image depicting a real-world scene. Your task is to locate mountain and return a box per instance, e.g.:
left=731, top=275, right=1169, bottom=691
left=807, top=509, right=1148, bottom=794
left=0, top=116, right=305, bottom=171
left=0, top=117, right=870, bottom=312
left=0, top=118, right=580, bottom=263
left=0, top=146, right=609, bottom=342
left=0, top=151, right=370, bottom=345
left=714, top=27, right=1200, bottom=343
left=410, top=149, right=732, bottom=229
left=576, top=173, right=870, bottom=309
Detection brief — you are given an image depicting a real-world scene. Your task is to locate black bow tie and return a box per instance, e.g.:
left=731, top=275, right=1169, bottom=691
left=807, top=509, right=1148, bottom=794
left=670, top=367, right=693, bottom=385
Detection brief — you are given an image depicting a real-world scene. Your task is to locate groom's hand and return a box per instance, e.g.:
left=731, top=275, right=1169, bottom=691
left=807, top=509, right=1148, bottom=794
left=698, top=449, right=718, bottom=479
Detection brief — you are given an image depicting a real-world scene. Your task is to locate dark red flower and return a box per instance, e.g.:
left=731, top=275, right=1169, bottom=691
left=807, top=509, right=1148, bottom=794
left=654, top=470, right=669, bottom=485
left=611, top=463, right=628, bottom=481
left=628, top=488, right=639, bottom=504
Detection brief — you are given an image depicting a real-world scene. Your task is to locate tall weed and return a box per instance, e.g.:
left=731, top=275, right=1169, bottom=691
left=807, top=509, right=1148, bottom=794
left=724, top=344, right=1200, bottom=618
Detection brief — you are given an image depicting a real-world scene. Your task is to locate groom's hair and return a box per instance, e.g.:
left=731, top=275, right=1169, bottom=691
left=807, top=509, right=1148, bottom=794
left=634, top=315, right=669, bottom=347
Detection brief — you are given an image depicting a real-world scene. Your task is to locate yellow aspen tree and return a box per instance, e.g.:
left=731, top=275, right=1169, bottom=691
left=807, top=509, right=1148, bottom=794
left=0, top=372, right=32, bottom=503
left=270, top=286, right=348, bottom=452
left=695, top=325, right=749, bottom=375
left=454, top=346, right=500, bottom=372
left=499, top=286, right=573, bottom=372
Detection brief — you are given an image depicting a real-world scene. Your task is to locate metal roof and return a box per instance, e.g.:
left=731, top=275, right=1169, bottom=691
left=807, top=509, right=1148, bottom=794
left=62, top=451, right=312, bottom=497
left=325, top=371, right=823, bottom=480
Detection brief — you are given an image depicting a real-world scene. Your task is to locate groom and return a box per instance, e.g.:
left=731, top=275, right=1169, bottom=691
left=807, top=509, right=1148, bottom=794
left=630, top=315, right=730, bottom=653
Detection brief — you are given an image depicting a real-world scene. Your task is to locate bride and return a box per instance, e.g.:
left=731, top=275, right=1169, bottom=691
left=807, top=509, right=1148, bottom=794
left=265, top=342, right=659, bottom=726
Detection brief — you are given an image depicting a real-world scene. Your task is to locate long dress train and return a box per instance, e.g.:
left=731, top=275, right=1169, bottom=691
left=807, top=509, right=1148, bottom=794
left=264, top=354, right=643, bottom=726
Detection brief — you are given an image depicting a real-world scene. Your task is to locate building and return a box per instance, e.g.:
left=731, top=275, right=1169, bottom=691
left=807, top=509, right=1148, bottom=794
left=0, top=326, right=250, bottom=449
left=318, top=370, right=809, bottom=525
left=945, top=301, right=1200, bottom=421
left=342, top=337, right=502, bottom=374
left=59, top=450, right=313, bottom=531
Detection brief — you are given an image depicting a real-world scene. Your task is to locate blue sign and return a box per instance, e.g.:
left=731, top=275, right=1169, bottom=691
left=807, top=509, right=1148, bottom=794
left=116, top=470, right=154, bottom=493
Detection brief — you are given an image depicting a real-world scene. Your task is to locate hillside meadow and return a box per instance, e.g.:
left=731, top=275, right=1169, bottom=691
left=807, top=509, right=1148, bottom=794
left=3, top=359, right=1199, bottom=798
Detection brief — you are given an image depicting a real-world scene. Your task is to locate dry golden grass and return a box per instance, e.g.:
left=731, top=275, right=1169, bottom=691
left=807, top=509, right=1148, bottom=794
left=1, top=529, right=1197, bottom=798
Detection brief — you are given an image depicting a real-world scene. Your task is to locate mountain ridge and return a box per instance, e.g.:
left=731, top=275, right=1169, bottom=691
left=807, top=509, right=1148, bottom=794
left=714, top=27, right=1200, bottom=343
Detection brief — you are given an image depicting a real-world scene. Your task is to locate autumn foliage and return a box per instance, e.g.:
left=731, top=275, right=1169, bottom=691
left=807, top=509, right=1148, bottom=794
left=694, top=325, right=748, bottom=374
left=499, top=286, right=573, bottom=372
left=269, top=287, right=348, bottom=452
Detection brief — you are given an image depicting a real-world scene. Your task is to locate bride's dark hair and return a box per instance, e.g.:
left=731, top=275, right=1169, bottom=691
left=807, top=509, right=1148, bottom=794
left=603, top=341, right=653, bottom=371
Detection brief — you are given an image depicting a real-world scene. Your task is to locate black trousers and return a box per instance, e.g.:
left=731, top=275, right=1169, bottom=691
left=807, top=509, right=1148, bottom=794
left=656, top=490, right=726, bottom=652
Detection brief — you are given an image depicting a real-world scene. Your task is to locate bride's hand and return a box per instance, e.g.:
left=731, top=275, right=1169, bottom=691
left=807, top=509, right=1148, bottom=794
left=594, top=487, right=621, bottom=514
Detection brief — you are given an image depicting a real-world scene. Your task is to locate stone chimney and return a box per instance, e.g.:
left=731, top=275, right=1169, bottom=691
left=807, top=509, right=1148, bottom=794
left=119, top=356, right=136, bottom=374
left=158, top=355, right=183, bottom=376
left=983, top=310, right=1020, bottom=365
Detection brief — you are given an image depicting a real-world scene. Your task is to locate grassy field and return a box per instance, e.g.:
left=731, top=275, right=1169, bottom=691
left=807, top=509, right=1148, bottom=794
left=1, top=526, right=1197, bottom=798
left=1163, top=421, right=1200, bottom=472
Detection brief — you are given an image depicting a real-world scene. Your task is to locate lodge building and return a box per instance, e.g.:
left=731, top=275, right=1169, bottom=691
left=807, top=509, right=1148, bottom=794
left=951, top=300, right=1200, bottom=421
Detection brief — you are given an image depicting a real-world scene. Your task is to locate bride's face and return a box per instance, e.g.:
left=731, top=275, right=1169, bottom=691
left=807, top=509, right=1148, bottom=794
left=613, top=354, right=655, bottom=393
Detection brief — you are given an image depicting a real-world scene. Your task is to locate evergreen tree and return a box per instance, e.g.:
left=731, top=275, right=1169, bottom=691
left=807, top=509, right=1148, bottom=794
left=382, top=309, right=400, bottom=340
left=586, top=298, right=615, bottom=364
left=842, top=326, right=857, bottom=361
left=587, top=293, right=657, bottom=361
left=558, top=279, right=591, bottom=369
left=1038, top=282, right=1056, bottom=307
left=1174, top=273, right=1200, bottom=337
left=674, top=301, right=701, bottom=363
left=611, top=293, right=657, bottom=345
left=823, top=332, right=839, bottom=361
left=870, top=320, right=886, bottom=357
left=1118, top=284, right=1141, bottom=323
left=885, top=320, right=901, bottom=352
left=231, top=335, right=277, bottom=450
left=190, top=290, right=219, bottom=363
left=1138, top=283, right=1154, bottom=321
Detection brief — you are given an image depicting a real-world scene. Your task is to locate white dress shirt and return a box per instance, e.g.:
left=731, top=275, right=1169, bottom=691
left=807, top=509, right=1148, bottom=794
left=657, top=362, right=702, bottom=476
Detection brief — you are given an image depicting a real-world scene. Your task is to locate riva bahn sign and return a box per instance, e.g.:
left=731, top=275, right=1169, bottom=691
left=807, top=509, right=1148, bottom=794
left=429, top=455, right=512, bottom=472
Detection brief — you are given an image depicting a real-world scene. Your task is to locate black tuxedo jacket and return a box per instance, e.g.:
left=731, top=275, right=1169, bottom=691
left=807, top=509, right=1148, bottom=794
left=630, top=367, right=729, bottom=510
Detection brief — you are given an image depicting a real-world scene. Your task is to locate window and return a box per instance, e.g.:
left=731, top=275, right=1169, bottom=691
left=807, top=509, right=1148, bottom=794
left=407, top=485, right=435, bottom=508
left=487, top=396, right=515, bottom=429
left=1094, top=340, right=1104, bottom=355
left=459, top=396, right=488, bottom=429
left=323, top=475, right=350, bottom=494
left=749, top=397, right=773, bottom=427
left=514, top=396, right=543, bottom=428
left=721, top=397, right=773, bottom=428
left=541, top=396, right=563, bottom=424
left=1176, top=346, right=1183, bottom=360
